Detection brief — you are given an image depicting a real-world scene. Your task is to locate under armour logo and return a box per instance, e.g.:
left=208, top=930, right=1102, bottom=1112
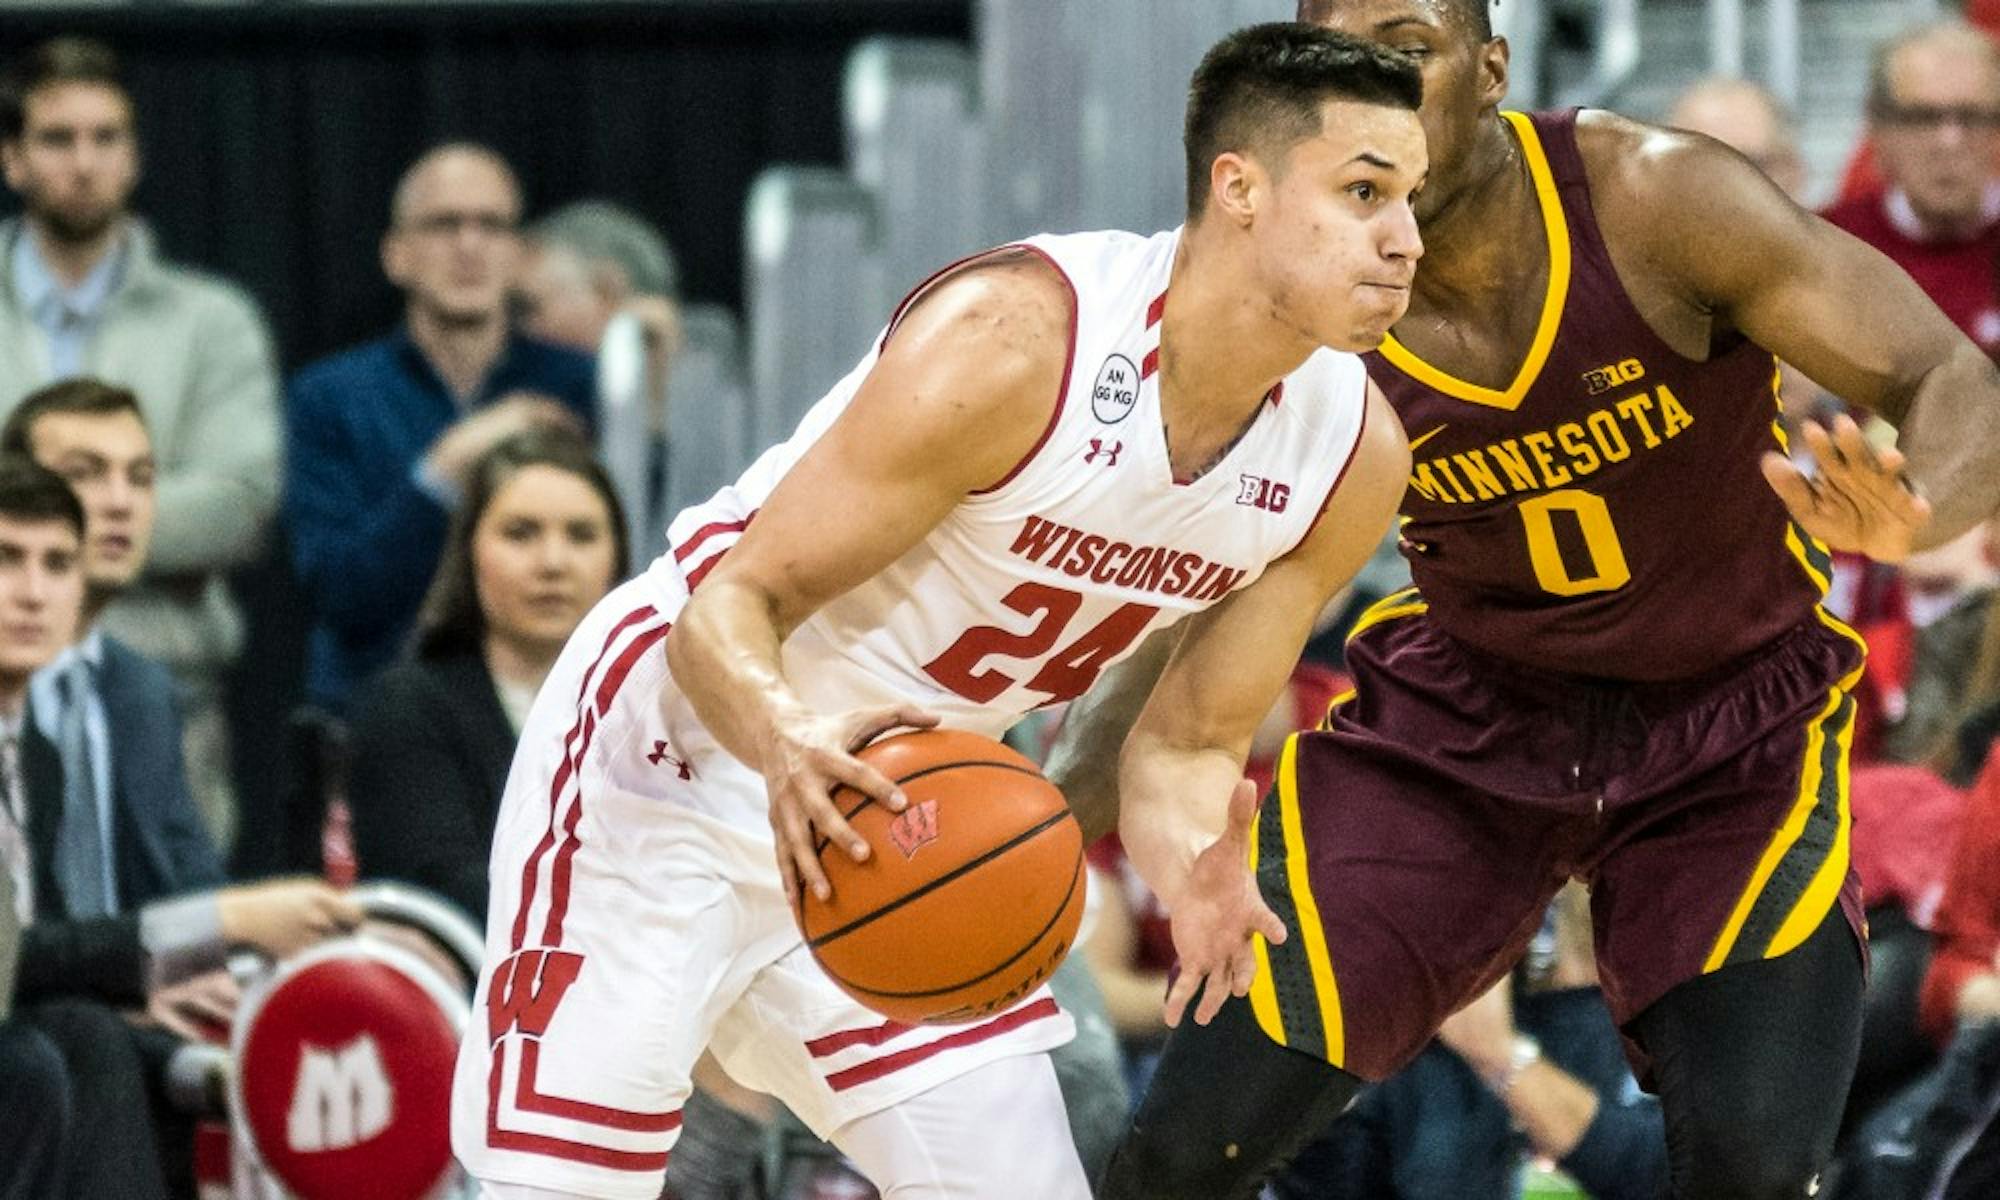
left=646, top=741, right=693, bottom=780
left=1084, top=438, right=1123, bottom=467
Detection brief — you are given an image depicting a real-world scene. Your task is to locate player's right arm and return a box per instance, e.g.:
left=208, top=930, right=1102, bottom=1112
left=665, top=253, right=1072, bottom=902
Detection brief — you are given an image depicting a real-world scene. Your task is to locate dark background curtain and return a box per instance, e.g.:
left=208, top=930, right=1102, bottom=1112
left=0, top=0, right=972, bottom=367
left=0, top=0, right=972, bottom=875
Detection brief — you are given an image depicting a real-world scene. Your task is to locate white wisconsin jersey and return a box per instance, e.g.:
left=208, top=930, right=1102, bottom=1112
left=648, top=228, right=1371, bottom=829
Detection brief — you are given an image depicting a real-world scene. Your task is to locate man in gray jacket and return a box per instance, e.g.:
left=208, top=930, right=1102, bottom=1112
left=0, top=37, right=280, bottom=850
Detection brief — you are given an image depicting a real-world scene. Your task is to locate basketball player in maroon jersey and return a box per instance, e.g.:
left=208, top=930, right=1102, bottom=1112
left=1066, top=4, right=2000, bottom=1199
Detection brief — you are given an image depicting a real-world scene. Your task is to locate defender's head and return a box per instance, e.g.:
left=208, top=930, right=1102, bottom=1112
left=1298, top=0, right=1506, bottom=222
left=1185, top=22, right=1427, bottom=349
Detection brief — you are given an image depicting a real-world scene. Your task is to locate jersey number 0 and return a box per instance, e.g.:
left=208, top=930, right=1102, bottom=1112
left=1519, top=489, right=1632, bottom=597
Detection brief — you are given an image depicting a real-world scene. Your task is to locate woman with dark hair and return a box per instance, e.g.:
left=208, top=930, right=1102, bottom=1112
left=347, top=429, right=627, bottom=921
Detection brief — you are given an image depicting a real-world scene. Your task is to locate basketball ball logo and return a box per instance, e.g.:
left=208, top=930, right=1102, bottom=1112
left=887, top=800, right=940, bottom=859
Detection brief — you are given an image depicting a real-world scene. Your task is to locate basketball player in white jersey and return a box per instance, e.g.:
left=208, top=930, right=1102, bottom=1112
left=454, top=24, right=1422, bottom=1199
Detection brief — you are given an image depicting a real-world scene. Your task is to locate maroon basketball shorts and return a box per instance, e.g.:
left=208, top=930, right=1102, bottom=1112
left=1246, top=588, right=1869, bottom=1082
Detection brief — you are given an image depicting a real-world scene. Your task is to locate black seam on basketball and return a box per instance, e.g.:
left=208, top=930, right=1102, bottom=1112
left=807, top=807, right=1074, bottom=949
left=835, top=844, right=1085, bottom=999
left=809, top=760, right=1050, bottom=857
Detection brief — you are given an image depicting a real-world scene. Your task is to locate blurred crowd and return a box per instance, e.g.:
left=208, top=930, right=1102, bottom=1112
left=1, top=12, right=2000, bottom=1200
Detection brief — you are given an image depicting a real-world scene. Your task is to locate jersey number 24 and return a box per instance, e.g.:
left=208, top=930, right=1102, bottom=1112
left=923, top=582, right=1158, bottom=706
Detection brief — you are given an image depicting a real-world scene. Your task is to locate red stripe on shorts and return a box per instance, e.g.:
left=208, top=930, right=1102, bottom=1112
left=508, top=605, right=658, bottom=952
left=486, top=1052, right=673, bottom=1172
left=683, top=545, right=732, bottom=592
left=513, top=1040, right=684, bottom=1133
left=805, top=1016, right=918, bottom=1059
left=541, top=621, right=672, bottom=946
left=820, top=997, right=1062, bottom=1093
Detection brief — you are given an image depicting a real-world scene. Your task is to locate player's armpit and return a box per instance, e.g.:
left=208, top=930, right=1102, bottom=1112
left=1594, top=119, right=1955, bottom=417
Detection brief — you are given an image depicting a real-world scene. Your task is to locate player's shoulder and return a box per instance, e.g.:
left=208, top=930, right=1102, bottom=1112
left=1572, top=108, right=1742, bottom=207
left=884, top=244, right=1077, bottom=372
left=1571, top=108, right=1789, bottom=254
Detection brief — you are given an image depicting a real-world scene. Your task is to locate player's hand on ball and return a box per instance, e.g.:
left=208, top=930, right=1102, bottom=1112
left=1163, top=779, right=1287, bottom=1029
left=1761, top=414, right=1930, bottom=563
left=762, top=703, right=941, bottom=903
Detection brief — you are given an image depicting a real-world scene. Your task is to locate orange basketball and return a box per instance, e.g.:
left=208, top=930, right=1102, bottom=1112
left=795, top=729, right=1085, bottom=1026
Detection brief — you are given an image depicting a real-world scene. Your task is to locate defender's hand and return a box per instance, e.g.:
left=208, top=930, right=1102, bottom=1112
left=1762, top=414, right=1931, bottom=563
left=1163, top=780, right=1287, bottom=1028
left=763, top=704, right=941, bottom=903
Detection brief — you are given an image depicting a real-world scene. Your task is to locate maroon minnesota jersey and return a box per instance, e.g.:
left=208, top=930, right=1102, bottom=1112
left=1362, top=109, right=1828, bottom=681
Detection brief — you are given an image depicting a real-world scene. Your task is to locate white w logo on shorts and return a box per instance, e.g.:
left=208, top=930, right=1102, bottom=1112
left=287, top=1035, right=394, bottom=1152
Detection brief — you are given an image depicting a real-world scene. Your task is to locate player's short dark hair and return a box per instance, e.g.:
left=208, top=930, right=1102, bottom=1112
left=0, top=378, right=148, bottom=459
left=0, top=454, right=85, bottom=542
left=1186, top=23, right=1423, bottom=219
left=1299, top=0, right=1494, bottom=43
left=0, top=37, right=127, bottom=141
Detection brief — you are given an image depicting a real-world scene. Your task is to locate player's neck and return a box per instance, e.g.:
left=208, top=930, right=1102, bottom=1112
left=1407, top=115, right=1535, bottom=298
left=1154, top=232, right=1312, bottom=477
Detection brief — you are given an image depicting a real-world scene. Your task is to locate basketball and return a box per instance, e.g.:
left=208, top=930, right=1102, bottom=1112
left=795, top=729, right=1086, bottom=1026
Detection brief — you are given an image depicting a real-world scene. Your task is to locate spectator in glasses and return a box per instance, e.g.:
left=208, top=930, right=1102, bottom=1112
left=1823, top=21, right=2000, bottom=356
left=285, top=144, right=597, bottom=711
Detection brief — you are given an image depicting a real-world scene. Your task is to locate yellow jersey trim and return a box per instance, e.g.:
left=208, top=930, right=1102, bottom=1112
left=1246, top=802, right=1286, bottom=1043
left=1702, top=615, right=1865, bottom=971
left=1277, top=735, right=1345, bottom=1064
left=1377, top=111, right=1572, bottom=412
left=1346, top=586, right=1427, bottom=642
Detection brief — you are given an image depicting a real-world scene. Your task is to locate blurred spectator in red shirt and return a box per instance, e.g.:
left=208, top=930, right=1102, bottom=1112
left=1920, top=747, right=2000, bottom=1049
left=1823, top=22, right=2000, bottom=356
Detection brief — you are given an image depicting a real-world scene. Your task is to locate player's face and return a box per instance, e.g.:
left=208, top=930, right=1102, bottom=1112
left=1302, top=0, right=1505, bottom=223
left=1872, top=45, right=2000, bottom=235
left=1256, top=100, right=1425, bottom=351
left=383, top=154, right=523, bottom=327
left=0, top=83, right=138, bottom=245
left=26, top=411, right=155, bottom=597
left=0, top=516, right=84, bottom=686
left=472, top=464, right=618, bottom=656
left=513, top=243, right=616, bottom=352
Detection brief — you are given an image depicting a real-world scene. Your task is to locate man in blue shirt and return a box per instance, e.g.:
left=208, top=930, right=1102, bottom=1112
left=286, top=143, right=595, bottom=709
